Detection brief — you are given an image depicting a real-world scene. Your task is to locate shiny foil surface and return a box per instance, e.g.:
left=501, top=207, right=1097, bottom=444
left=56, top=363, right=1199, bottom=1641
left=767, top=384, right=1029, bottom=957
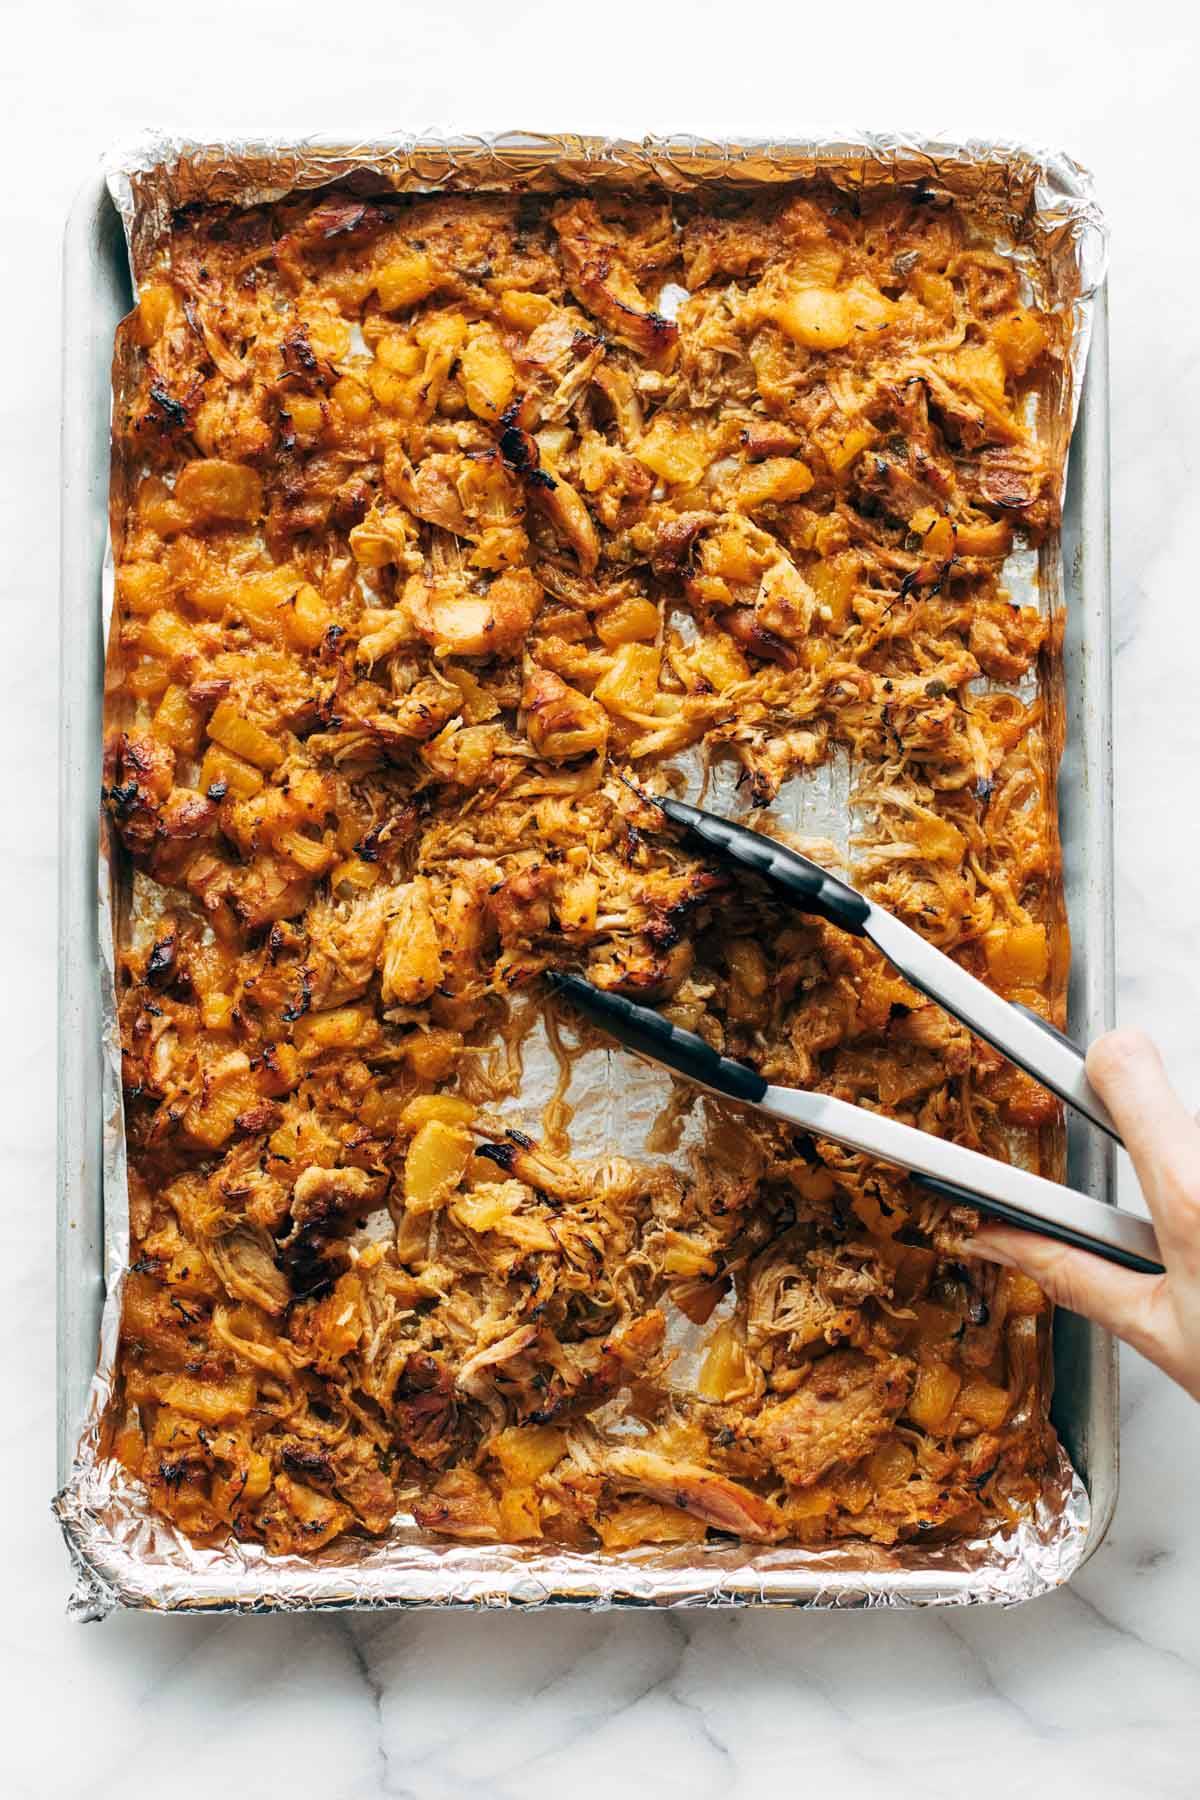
left=55, top=131, right=1106, bottom=1618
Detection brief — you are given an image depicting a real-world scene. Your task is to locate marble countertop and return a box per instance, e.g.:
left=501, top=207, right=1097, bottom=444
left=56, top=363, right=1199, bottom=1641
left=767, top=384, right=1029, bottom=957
left=9, top=2, right=1200, bottom=1793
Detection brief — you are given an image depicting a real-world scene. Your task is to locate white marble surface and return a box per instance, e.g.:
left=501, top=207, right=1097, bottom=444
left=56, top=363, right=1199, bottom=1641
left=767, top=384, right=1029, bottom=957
left=8, top=2, right=1200, bottom=1793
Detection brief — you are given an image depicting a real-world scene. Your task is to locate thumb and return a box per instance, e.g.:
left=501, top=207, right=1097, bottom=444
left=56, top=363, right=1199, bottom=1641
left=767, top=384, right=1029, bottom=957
left=1086, top=1029, right=1200, bottom=1271
left=969, top=1223, right=1173, bottom=1367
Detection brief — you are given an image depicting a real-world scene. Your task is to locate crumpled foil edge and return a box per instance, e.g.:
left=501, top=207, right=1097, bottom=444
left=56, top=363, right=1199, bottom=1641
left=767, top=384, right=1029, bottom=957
left=102, top=129, right=1108, bottom=435
left=56, top=128, right=1102, bottom=1617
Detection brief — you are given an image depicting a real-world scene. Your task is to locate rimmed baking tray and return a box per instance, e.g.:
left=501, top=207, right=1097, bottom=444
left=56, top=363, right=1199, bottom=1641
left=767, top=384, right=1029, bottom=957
left=56, top=153, right=1117, bottom=1611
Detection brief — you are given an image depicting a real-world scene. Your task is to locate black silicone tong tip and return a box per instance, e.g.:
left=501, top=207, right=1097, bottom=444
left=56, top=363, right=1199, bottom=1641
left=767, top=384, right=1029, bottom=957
left=548, top=972, right=768, bottom=1106
left=654, top=796, right=871, bottom=935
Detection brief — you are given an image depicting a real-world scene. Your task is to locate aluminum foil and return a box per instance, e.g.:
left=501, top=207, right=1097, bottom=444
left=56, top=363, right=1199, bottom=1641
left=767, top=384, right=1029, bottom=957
left=56, top=131, right=1106, bottom=1618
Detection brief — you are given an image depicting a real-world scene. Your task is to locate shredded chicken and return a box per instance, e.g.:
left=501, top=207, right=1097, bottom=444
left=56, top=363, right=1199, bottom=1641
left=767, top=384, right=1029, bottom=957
left=105, top=182, right=1065, bottom=1556
left=743, top=1351, right=914, bottom=1487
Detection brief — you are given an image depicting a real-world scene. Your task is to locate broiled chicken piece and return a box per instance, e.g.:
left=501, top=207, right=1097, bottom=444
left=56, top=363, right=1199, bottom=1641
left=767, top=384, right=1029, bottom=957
left=398, top=567, right=543, bottom=658
left=603, top=1447, right=778, bottom=1540
left=553, top=199, right=679, bottom=365
left=523, top=666, right=609, bottom=762
left=744, top=1352, right=914, bottom=1488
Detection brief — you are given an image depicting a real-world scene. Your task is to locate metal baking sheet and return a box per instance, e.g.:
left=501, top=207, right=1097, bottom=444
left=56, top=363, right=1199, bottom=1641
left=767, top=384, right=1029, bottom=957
left=55, top=139, right=1116, bottom=1613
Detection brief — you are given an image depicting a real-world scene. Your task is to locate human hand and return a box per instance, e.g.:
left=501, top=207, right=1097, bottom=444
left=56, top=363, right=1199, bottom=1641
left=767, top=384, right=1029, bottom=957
left=969, top=1030, right=1200, bottom=1401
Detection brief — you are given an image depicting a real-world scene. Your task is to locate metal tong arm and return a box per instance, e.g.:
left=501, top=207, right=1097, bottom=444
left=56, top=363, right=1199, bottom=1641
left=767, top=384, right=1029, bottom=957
left=551, top=974, right=1162, bottom=1277
left=659, top=796, right=1121, bottom=1144
left=758, top=1086, right=1159, bottom=1275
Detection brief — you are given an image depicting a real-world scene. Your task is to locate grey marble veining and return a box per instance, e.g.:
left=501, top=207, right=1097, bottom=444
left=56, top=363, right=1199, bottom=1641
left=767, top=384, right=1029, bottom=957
left=9, top=2, right=1200, bottom=1794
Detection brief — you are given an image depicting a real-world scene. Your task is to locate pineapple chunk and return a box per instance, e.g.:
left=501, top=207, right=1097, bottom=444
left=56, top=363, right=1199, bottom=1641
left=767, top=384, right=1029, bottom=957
left=199, top=743, right=264, bottom=800
left=809, top=554, right=858, bottom=628
left=1002, top=1270, right=1047, bottom=1317
left=368, top=363, right=416, bottom=416
left=912, top=812, right=967, bottom=863
left=635, top=416, right=714, bottom=487
left=489, top=1424, right=569, bottom=1483
left=596, top=1501, right=708, bottom=1550
left=174, top=458, right=263, bottom=526
left=243, top=1453, right=273, bottom=1504
left=293, top=1005, right=375, bottom=1055
left=686, top=631, right=751, bottom=692
left=844, top=278, right=896, bottom=332
left=302, top=309, right=351, bottom=361
left=697, top=1321, right=752, bottom=1401
left=286, top=394, right=324, bottom=441
left=332, top=375, right=373, bottom=424
left=152, top=684, right=202, bottom=755
left=400, top=1094, right=476, bottom=1132
left=950, top=343, right=1008, bottom=405
left=403, top=1028, right=463, bottom=1082
left=773, top=286, right=853, bottom=350
left=726, top=937, right=769, bottom=1001
left=958, top=1379, right=1011, bottom=1429
left=228, top=566, right=303, bottom=643
left=595, top=597, right=659, bottom=646
left=498, top=1486, right=542, bottom=1541
left=991, top=309, right=1048, bottom=377
left=154, top=1373, right=256, bottom=1424
left=375, top=252, right=439, bottom=312
left=134, top=280, right=177, bottom=345
left=117, top=561, right=172, bottom=615
left=276, top=830, right=334, bottom=877
left=906, top=1361, right=961, bottom=1431
left=182, top=1053, right=260, bottom=1148
left=112, top=1420, right=145, bottom=1474
left=867, top=1436, right=916, bottom=1489
left=258, top=1040, right=302, bottom=1096
left=827, top=425, right=875, bottom=476
left=734, top=457, right=814, bottom=510
left=460, top=326, right=515, bottom=421
left=985, top=922, right=1050, bottom=991
left=558, top=872, right=599, bottom=935
left=207, top=699, right=283, bottom=771
left=306, top=1272, right=365, bottom=1368
left=404, top=1120, right=474, bottom=1213
left=914, top=269, right=956, bottom=316
left=700, top=521, right=769, bottom=584
left=200, top=992, right=234, bottom=1032
left=661, top=1233, right=718, bottom=1278
left=498, top=290, right=554, bottom=330
left=955, top=518, right=1013, bottom=558
left=329, top=855, right=380, bottom=896
left=785, top=244, right=844, bottom=287
left=283, top=582, right=333, bottom=651
left=140, top=609, right=198, bottom=666
left=591, top=642, right=661, bottom=718
left=376, top=334, right=422, bottom=373
left=785, top=1483, right=835, bottom=1522
left=137, top=475, right=191, bottom=536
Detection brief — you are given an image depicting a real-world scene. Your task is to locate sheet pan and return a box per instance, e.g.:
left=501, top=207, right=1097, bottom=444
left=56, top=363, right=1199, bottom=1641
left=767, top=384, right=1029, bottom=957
left=56, top=138, right=1117, bottom=1613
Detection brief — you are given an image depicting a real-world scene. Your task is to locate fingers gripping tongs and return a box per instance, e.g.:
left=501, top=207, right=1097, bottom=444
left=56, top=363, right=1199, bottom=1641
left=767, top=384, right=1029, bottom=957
left=552, top=797, right=1164, bottom=1277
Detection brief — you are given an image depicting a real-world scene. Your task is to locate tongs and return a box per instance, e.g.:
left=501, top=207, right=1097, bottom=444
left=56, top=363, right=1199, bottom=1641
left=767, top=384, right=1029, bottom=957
left=551, top=797, right=1164, bottom=1276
